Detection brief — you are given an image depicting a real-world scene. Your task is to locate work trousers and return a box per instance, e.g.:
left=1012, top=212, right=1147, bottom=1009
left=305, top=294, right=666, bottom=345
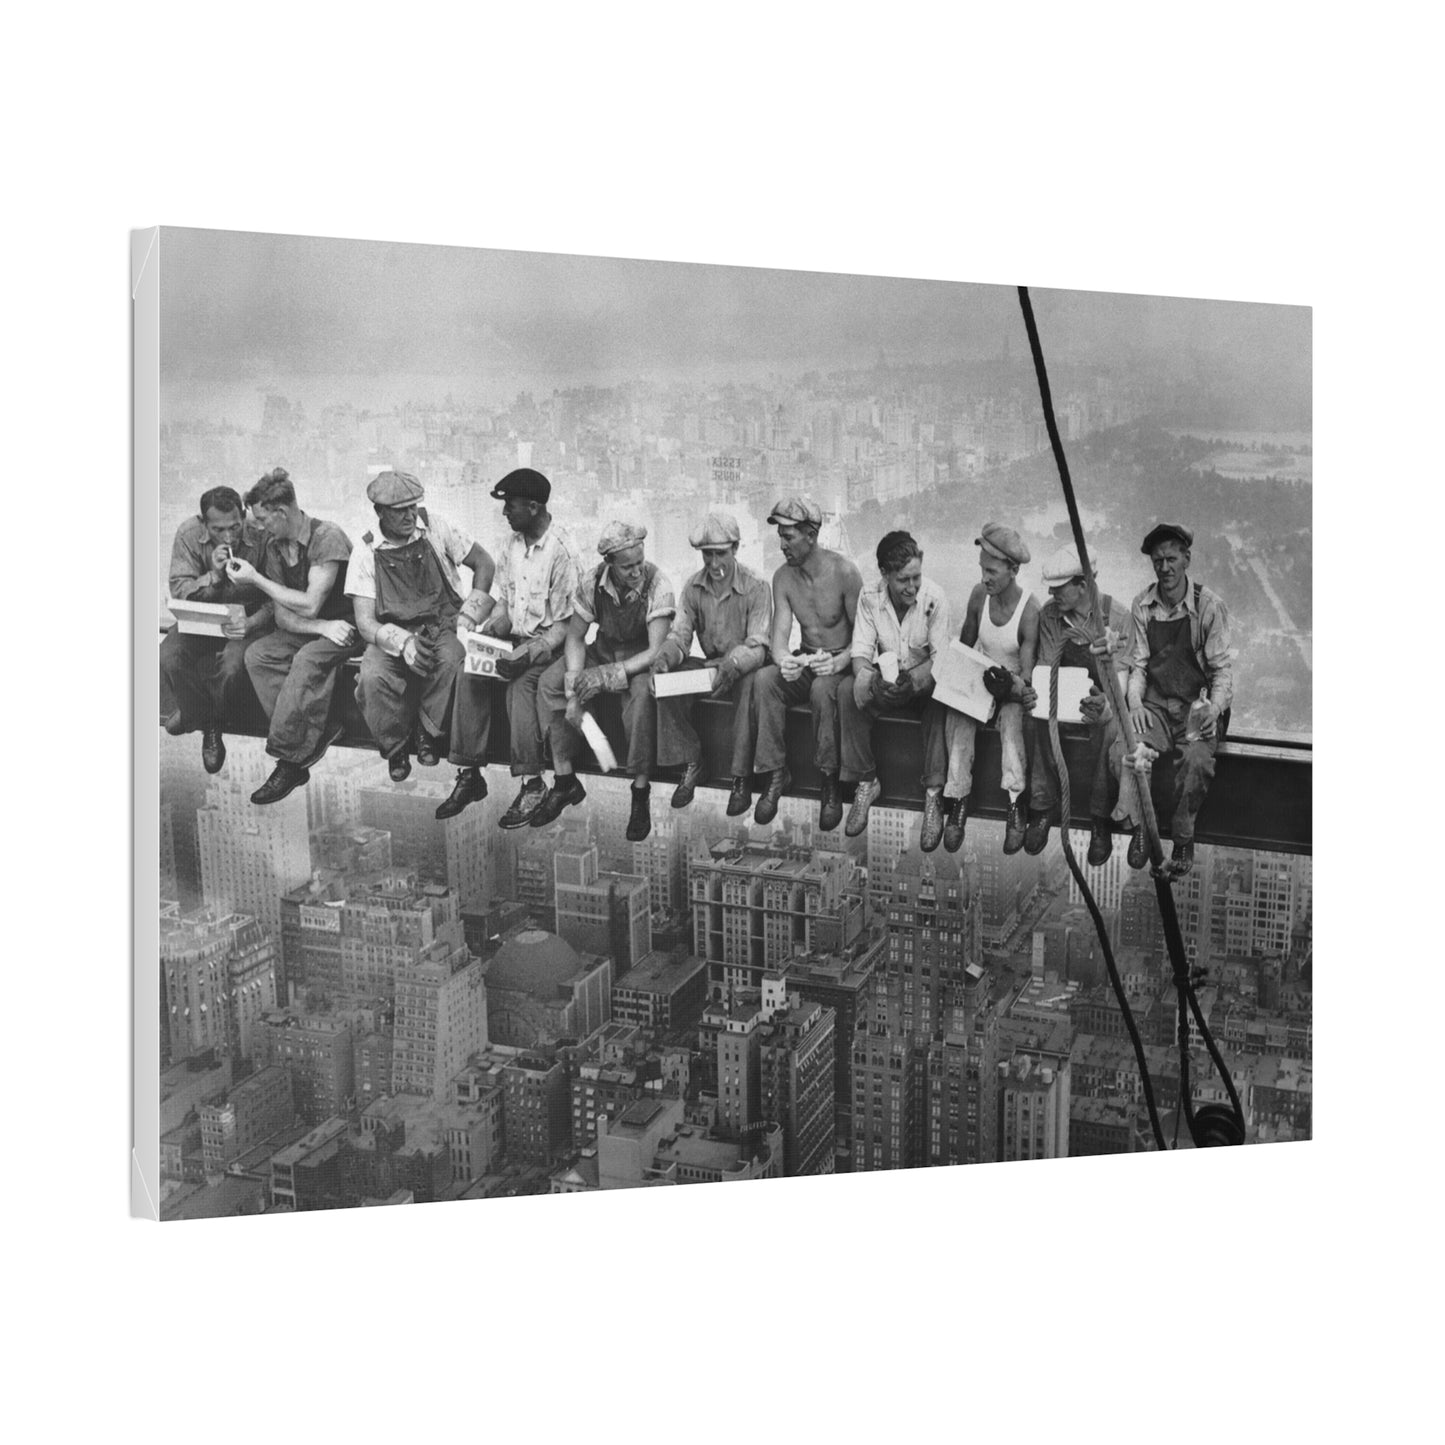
left=1030, top=715, right=1119, bottom=821
left=160, top=628, right=257, bottom=731
left=449, top=642, right=557, bottom=775
left=838, top=681, right=947, bottom=788
left=753, top=662, right=850, bottom=777
left=655, top=659, right=760, bottom=778
left=538, top=646, right=655, bottom=777
left=245, top=628, right=362, bottom=765
left=943, top=702, right=1027, bottom=800
left=1111, top=692, right=1220, bottom=844
left=355, top=632, right=465, bottom=761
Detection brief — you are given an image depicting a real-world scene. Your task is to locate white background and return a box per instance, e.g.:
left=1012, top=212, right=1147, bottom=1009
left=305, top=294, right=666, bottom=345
left=3, top=4, right=1431, bottom=1440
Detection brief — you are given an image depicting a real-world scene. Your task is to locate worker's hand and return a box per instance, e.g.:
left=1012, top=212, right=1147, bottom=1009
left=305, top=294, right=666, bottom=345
left=209, top=545, right=232, bottom=580
left=779, top=653, right=804, bottom=683
left=983, top=665, right=1015, bottom=703
left=810, top=650, right=838, bottom=677
left=224, top=556, right=259, bottom=586
left=1018, top=683, right=1039, bottom=711
left=318, top=619, right=357, bottom=649
left=709, top=659, right=740, bottom=696
left=493, top=648, right=531, bottom=681
left=221, top=611, right=248, bottom=640
left=1128, top=704, right=1150, bottom=740
left=650, top=650, right=673, bottom=675
left=1198, top=699, right=1220, bottom=739
left=1079, top=688, right=1108, bottom=723
left=564, top=695, right=584, bottom=728
left=1089, top=627, right=1119, bottom=658
left=574, top=667, right=604, bottom=705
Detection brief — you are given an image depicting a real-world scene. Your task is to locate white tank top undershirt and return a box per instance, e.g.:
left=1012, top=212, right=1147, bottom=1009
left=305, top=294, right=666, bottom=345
left=977, top=588, right=1026, bottom=673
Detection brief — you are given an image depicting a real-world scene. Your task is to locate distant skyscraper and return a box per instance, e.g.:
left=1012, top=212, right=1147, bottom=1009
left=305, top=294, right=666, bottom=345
left=554, top=843, right=651, bottom=975
left=197, top=741, right=311, bottom=940
left=160, top=906, right=279, bottom=1067
left=392, top=946, right=488, bottom=1102
left=359, top=776, right=493, bottom=911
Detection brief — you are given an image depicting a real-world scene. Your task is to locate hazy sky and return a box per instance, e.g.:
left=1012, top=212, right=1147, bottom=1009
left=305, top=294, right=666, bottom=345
left=158, top=226, right=1310, bottom=420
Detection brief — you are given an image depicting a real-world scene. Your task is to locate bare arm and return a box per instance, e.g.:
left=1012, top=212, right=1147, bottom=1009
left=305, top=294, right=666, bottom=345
left=231, top=556, right=339, bottom=619
left=563, top=612, right=589, bottom=676
left=769, top=571, right=795, bottom=662
left=960, top=586, right=984, bottom=648
left=625, top=616, right=672, bottom=677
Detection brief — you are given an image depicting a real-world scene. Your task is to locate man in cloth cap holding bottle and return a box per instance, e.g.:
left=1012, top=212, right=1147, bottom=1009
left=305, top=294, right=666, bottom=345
left=940, top=521, right=1039, bottom=854
left=752, top=495, right=862, bottom=831
left=651, top=509, right=772, bottom=814
left=436, top=467, right=581, bottom=827
left=1114, top=521, right=1234, bottom=879
left=346, top=469, right=495, bottom=789
left=531, top=519, right=675, bottom=842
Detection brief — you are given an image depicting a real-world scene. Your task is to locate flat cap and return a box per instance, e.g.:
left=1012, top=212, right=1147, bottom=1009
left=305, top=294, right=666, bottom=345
left=1141, top=521, right=1193, bottom=554
left=767, top=496, right=823, bottom=528
left=490, top=467, right=551, bottom=504
left=367, top=470, right=425, bottom=506
left=1041, top=544, right=1098, bottom=586
left=688, top=511, right=741, bottom=549
left=597, top=520, right=648, bottom=557
left=975, top=522, right=1030, bottom=566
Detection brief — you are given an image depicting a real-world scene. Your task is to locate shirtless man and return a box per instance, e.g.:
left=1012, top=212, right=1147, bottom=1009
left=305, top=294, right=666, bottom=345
left=752, top=496, right=863, bottom=830
left=942, top=522, right=1039, bottom=854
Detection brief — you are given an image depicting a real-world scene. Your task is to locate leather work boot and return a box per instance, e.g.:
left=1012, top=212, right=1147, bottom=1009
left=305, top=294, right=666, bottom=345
left=1023, top=811, right=1052, bottom=856
left=671, top=762, right=704, bottom=809
left=499, top=778, right=547, bottom=829
left=529, top=774, right=587, bottom=827
left=415, top=731, right=442, bottom=767
left=943, top=796, right=968, bottom=853
left=726, top=776, right=752, bottom=817
left=845, top=777, right=881, bottom=838
left=626, top=784, right=653, bottom=842
left=388, top=748, right=412, bottom=783
left=436, top=767, right=488, bottom=820
left=1127, top=825, right=1149, bottom=870
left=202, top=724, right=226, bottom=775
left=818, top=773, right=844, bottom=832
left=250, top=760, right=309, bottom=805
left=920, top=787, right=945, bottom=853
left=1003, top=796, right=1028, bottom=855
left=1087, top=818, right=1113, bottom=866
left=753, top=768, right=790, bottom=825
left=1166, top=840, right=1195, bottom=878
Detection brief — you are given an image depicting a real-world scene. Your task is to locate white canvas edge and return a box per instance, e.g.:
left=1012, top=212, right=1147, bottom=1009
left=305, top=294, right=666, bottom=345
left=132, top=225, right=161, bottom=1220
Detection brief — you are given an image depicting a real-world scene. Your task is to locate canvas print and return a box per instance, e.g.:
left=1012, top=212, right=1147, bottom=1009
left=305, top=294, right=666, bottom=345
left=136, top=228, right=1311, bottom=1219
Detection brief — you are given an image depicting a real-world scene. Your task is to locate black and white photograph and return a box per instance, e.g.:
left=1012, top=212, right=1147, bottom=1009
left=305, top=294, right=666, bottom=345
left=140, top=227, right=1312, bottom=1218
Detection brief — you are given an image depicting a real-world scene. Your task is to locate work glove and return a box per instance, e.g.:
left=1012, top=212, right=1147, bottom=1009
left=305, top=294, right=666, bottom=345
left=574, top=667, right=604, bottom=705
left=1080, top=688, right=1109, bottom=723
left=493, top=647, right=531, bottom=682
left=709, top=658, right=740, bottom=696
left=983, top=665, right=1016, bottom=703
left=599, top=662, right=630, bottom=693
left=650, top=648, right=675, bottom=675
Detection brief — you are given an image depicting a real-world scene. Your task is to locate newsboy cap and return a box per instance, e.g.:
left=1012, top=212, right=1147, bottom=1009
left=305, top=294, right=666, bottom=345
left=1041, top=544, right=1098, bottom=587
left=597, top=520, right=648, bottom=557
left=975, top=522, right=1030, bottom=566
left=367, top=470, right=425, bottom=506
left=1141, top=521, right=1193, bottom=554
left=490, top=467, right=552, bottom=504
left=688, top=511, right=741, bottom=549
left=767, top=496, right=823, bottom=528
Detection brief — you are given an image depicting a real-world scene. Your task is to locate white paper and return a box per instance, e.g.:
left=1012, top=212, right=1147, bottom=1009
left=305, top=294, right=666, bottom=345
left=579, top=711, right=618, bottom=772
left=1031, top=665, right=1094, bottom=721
left=168, top=597, right=245, bottom=638
left=463, top=630, right=515, bottom=677
left=932, top=639, right=998, bottom=722
left=652, top=668, right=716, bottom=697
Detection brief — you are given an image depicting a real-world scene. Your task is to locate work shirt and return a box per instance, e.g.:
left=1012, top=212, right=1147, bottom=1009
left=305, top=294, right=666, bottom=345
left=346, top=513, right=476, bottom=603
left=1036, top=594, right=1132, bottom=686
left=663, top=561, right=772, bottom=671
left=491, top=521, right=581, bottom=648
left=573, top=562, right=675, bottom=630
left=168, top=516, right=268, bottom=608
left=258, top=512, right=354, bottom=623
left=851, top=575, right=951, bottom=683
left=1127, top=578, right=1234, bottom=714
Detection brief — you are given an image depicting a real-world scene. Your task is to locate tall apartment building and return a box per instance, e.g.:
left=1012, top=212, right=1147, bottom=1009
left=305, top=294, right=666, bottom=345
left=160, top=907, right=279, bottom=1067
left=392, top=946, right=488, bottom=1103
left=554, top=843, right=651, bottom=976
left=631, top=812, right=688, bottom=914
left=198, top=1064, right=295, bottom=1174
left=757, top=985, right=836, bottom=1178
left=359, top=777, right=493, bottom=910
left=255, top=1010, right=357, bottom=1124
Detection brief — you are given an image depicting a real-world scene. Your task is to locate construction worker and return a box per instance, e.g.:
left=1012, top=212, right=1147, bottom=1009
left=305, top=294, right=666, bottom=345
left=531, top=521, right=675, bottom=841
left=752, top=496, right=862, bottom=831
left=651, top=510, right=772, bottom=814
left=347, top=470, right=495, bottom=791
left=1023, top=544, right=1131, bottom=862
left=225, top=468, right=361, bottom=803
left=837, top=530, right=952, bottom=849
left=439, top=468, right=581, bottom=826
left=941, top=522, right=1038, bottom=854
left=1116, top=522, right=1234, bottom=878
left=160, top=485, right=272, bottom=774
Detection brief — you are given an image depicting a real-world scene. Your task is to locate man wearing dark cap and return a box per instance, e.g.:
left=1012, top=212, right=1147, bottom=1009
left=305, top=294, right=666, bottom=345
left=753, top=496, right=862, bottom=831
left=531, top=520, right=675, bottom=841
left=160, top=484, right=273, bottom=774
left=439, top=467, right=581, bottom=826
left=224, top=468, right=362, bottom=803
left=651, top=510, right=772, bottom=813
left=346, top=470, right=495, bottom=796
left=1024, top=544, right=1132, bottom=863
left=941, top=522, right=1039, bottom=854
left=1115, top=522, right=1234, bottom=878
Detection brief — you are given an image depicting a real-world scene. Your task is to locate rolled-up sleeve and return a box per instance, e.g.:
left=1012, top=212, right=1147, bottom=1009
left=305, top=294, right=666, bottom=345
left=645, top=571, right=676, bottom=624
left=734, top=577, right=773, bottom=671
left=169, top=523, right=216, bottom=602
left=851, top=591, right=880, bottom=663
left=345, top=541, right=376, bottom=600
left=665, top=586, right=699, bottom=664
left=1201, top=593, right=1235, bottom=714
left=1127, top=593, right=1151, bottom=706
left=572, top=571, right=598, bottom=627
